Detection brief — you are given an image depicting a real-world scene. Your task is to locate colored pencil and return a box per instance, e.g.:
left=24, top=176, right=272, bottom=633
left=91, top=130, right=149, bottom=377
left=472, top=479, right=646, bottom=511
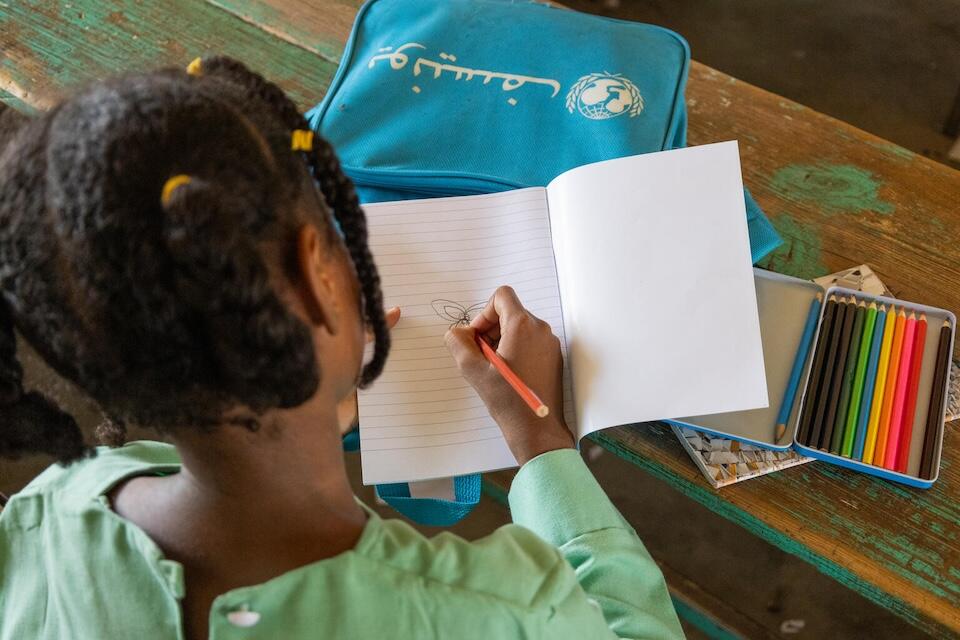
left=841, top=302, right=877, bottom=457
left=475, top=334, right=549, bottom=418
left=863, top=305, right=898, bottom=462
left=895, top=314, right=927, bottom=473
left=883, top=312, right=918, bottom=469
left=819, top=297, right=858, bottom=450
left=829, top=300, right=866, bottom=454
left=873, top=309, right=907, bottom=465
left=796, top=295, right=839, bottom=446
left=776, top=292, right=823, bottom=442
left=808, top=296, right=851, bottom=448
left=853, top=305, right=887, bottom=460
left=920, top=320, right=952, bottom=479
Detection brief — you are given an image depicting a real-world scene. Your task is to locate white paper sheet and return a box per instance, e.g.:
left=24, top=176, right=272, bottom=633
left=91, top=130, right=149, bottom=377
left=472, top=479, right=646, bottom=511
left=358, top=188, right=574, bottom=485
left=545, top=141, right=768, bottom=437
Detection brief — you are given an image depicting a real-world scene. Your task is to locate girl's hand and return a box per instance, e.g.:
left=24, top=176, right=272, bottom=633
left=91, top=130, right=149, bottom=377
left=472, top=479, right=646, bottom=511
left=444, top=286, right=575, bottom=465
left=338, top=306, right=401, bottom=434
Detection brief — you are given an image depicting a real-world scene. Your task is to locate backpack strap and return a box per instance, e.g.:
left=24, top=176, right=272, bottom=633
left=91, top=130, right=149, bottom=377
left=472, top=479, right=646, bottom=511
left=343, top=427, right=481, bottom=526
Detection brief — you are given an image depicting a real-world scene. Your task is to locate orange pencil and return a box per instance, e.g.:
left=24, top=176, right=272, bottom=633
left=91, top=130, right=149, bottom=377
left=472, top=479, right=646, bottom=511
left=873, top=309, right=907, bottom=465
left=895, top=314, right=927, bottom=473
left=883, top=312, right=917, bottom=469
left=476, top=335, right=549, bottom=418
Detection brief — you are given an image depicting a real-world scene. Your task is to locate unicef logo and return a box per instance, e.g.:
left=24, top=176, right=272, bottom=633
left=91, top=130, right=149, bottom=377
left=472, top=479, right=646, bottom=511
left=565, top=72, right=644, bottom=120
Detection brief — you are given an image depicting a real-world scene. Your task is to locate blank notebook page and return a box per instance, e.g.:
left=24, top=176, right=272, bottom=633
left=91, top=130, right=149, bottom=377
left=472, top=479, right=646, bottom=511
left=359, top=188, right=573, bottom=485
left=545, top=141, right=768, bottom=436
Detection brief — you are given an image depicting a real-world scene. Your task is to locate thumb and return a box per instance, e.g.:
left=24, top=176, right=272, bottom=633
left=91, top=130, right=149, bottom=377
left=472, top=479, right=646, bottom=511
left=444, top=326, right=489, bottom=383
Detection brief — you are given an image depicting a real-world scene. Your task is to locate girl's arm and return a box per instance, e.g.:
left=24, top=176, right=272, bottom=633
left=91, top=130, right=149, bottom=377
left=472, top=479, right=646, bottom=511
left=509, top=448, right=683, bottom=639
left=445, top=286, right=683, bottom=639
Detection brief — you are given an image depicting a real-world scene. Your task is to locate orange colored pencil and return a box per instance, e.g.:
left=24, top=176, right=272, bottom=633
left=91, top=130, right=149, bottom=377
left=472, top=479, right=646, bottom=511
left=475, top=335, right=549, bottom=418
left=883, top=312, right=917, bottom=469
left=873, top=309, right=907, bottom=465
left=895, top=314, right=927, bottom=473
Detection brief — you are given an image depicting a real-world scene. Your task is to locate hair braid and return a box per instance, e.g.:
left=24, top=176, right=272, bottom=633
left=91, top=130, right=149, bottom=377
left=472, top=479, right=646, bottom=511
left=0, top=298, right=88, bottom=461
left=308, top=139, right=389, bottom=385
left=199, top=56, right=390, bottom=385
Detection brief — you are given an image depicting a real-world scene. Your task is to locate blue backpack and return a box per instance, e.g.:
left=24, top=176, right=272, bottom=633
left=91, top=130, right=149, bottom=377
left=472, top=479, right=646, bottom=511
left=309, top=0, right=782, bottom=525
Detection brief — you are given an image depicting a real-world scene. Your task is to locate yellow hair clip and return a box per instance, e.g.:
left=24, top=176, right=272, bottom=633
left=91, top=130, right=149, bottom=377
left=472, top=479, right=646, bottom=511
left=186, top=57, right=202, bottom=76
left=291, top=129, right=314, bottom=152
left=161, top=175, right=192, bottom=206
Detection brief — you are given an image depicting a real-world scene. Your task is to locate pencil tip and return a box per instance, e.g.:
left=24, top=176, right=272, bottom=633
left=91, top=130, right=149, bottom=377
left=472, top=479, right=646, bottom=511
left=815, top=292, right=823, bottom=301
left=536, top=405, right=550, bottom=418
left=828, top=294, right=838, bottom=302
left=775, top=423, right=786, bottom=441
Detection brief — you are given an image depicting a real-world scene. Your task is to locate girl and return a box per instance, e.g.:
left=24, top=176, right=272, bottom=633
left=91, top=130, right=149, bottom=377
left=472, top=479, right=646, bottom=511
left=0, top=57, right=682, bottom=640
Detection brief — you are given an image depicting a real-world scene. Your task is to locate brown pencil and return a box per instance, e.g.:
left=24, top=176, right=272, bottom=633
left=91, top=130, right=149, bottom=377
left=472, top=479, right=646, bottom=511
left=813, top=296, right=856, bottom=449
left=796, top=295, right=839, bottom=446
left=920, top=319, right=952, bottom=479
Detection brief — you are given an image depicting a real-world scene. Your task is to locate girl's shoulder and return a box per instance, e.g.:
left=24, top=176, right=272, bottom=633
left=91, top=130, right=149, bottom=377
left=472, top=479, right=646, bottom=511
left=5, top=440, right=180, bottom=515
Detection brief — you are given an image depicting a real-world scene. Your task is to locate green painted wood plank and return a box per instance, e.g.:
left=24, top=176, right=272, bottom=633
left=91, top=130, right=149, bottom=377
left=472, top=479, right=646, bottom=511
left=589, top=427, right=958, bottom=639
left=0, top=87, right=39, bottom=116
left=206, top=0, right=363, bottom=64
left=0, top=0, right=338, bottom=111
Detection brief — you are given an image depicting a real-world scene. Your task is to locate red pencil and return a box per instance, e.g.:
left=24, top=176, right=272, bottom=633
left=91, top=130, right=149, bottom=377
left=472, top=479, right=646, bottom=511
left=896, top=314, right=927, bottom=473
left=884, top=312, right=917, bottom=470
left=475, top=335, right=550, bottom=418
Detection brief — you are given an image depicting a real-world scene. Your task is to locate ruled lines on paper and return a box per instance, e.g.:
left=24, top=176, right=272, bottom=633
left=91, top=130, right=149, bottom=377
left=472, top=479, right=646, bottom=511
left=358, top=188, right=574, bottom=484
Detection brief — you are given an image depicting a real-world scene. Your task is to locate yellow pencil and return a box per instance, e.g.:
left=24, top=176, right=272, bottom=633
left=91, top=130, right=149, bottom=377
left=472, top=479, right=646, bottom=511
left=862, top=305, right=897, bottom=462
left=872, top=309, right=907, bottom=465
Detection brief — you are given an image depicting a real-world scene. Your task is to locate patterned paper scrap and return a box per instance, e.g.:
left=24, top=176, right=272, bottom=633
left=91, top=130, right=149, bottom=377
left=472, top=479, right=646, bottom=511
left=672, top=425, right=812, bottom=488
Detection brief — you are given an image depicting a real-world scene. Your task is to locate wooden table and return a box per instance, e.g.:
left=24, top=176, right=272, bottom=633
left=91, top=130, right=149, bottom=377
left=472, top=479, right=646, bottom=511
left=3, top=1, right=959, bottom=636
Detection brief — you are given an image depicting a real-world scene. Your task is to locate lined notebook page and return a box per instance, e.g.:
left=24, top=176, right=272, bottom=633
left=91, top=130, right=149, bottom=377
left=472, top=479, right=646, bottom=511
left=359, top=188, right=574, bottom=485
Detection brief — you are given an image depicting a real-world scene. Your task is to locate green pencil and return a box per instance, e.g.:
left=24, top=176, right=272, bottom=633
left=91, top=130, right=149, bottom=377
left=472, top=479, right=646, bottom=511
left=830, top=300, right=866, bottom=454
left=841, top=302, right=878, bottom=456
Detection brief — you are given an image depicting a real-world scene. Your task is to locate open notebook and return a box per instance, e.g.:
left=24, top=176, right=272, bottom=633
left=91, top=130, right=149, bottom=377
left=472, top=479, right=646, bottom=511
left=358, top=141, right=767, bottom=484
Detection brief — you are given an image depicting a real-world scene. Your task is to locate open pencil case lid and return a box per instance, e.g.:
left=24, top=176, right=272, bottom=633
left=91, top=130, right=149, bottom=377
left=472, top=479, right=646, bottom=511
left=668, top=268, right=820, bottom=450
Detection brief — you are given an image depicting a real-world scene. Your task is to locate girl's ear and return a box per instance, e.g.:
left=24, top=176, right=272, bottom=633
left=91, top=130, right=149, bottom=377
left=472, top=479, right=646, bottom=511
left=295, top=224, right=341, bottom=336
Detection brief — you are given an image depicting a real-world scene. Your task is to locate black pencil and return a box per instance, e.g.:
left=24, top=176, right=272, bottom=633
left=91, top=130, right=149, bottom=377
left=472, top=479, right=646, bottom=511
left=818, top=296, right=858, bottom=450
left=920, top=320, right=952, bottom=479
left=796, top=295, right=839, bottom=446
left=830, top=300, right=866, bottom=453
left=809, top=296, right=852, bottom=448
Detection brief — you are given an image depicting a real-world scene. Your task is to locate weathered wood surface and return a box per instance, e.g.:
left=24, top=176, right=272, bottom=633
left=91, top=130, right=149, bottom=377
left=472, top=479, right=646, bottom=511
left=2, top=1, right=959, bottom=636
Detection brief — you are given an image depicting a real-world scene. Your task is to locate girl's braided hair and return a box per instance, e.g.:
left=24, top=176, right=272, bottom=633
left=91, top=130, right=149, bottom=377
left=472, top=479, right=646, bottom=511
left=0, top=57, right=389, bottom=463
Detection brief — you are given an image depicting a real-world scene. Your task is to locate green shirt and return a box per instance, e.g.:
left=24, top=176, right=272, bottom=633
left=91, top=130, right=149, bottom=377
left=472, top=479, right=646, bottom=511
left=0, top=441, right=682, bottom=639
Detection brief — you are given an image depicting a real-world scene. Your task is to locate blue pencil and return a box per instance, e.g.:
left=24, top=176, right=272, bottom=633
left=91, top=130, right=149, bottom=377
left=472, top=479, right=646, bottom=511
left=853, top=305, right=888, bottom=459
left=776, top=292, right=823, bottom=442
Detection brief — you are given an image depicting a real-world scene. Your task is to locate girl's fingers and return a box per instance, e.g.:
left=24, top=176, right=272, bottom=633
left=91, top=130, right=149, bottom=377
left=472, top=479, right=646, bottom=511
left=470, top=286, right=523, bottom=339
left=367, top=306, right=401, bottom=343
left=385, top=306, right=401, bottom=329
